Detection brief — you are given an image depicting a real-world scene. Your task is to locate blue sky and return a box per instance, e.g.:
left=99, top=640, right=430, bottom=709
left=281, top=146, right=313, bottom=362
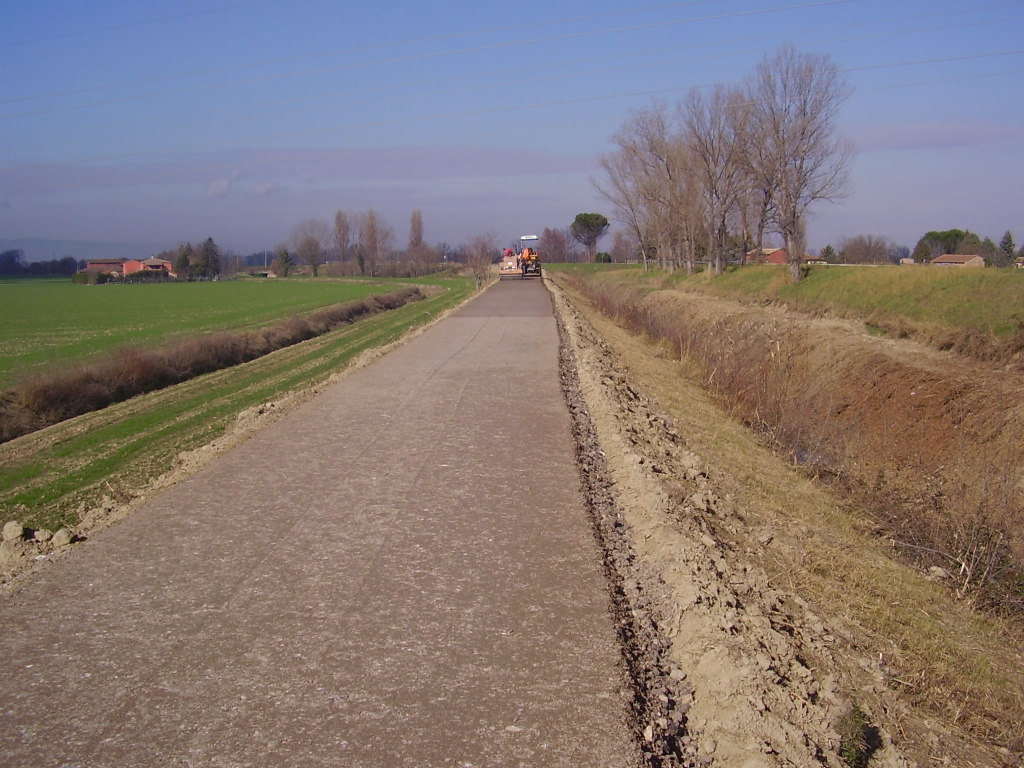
left=2, top=0, right=1022, bottom=259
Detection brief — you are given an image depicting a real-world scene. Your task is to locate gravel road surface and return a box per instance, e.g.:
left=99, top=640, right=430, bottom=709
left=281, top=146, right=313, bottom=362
left=0, top=280, right=641, bottom=767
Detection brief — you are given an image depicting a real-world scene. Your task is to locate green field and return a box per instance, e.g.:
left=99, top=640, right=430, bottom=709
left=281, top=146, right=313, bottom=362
left=0, top=278, right=400, bottom=388
left=0, top=275, right=476, bottom=532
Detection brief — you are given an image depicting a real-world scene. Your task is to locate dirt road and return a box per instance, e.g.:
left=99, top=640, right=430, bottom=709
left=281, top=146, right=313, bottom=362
left=0, top=281, right=642, bottom=767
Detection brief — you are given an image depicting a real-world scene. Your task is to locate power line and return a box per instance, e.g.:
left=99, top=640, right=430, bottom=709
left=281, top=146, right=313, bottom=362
left=3, top=1, right=1021, bottom=174
left=1, top=0, right=854, bottom=119
left=0, top=0, right=728, bottom=102
left=10, top=0, right=1020, bottom=111
left=6, top=7, right=1021, bottom=157
left=2, top=2, right=279, bottom=48
left=11, top=52, right=1017, bottom=201
left=47, top=51, right=1024, bottom=168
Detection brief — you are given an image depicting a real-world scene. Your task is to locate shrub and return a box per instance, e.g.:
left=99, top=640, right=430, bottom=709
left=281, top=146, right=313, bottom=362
left=837, top=707, right=878, bottom=768
left=17, top=366, right=113, bottom=424
left=101, top=346, right=175, bottom=400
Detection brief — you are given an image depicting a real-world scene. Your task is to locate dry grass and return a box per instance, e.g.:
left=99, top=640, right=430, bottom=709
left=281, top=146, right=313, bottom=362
left=576, top=273, right=1024, bottom=612
left=554, top=271, right=1024, bottom=753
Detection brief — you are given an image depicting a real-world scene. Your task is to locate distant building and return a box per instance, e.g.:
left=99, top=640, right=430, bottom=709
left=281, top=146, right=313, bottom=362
left=746, top=247, right=788, bottom=265
left=930, top=253, right=984, bottom=268
left=124, top=257, right=175, bottom=278
left=83, top=258, right=126, bottom=276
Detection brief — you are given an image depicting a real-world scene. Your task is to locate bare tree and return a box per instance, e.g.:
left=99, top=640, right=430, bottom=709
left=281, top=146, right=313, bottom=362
left=291, top=219, right=330, bottom=276
left=408, top=209, right=424, bottom=251
left=746, top=46, right=853, bottom=281
left=732, top=184, right=760, bottom=266
left=357, top=208, right=393, bottom=276
left=465, top=232, right=498, bottom=288
left=596, top=102, right=703, bottom=273
left=406, top=208, right=437, bottom=271
left=684, top=84, right=748, bottom=275
left=539, top=227, right=576, bottom=263
left=642, top=108, right=703, bottom=274
left=596, top=144, right=651, bottom=269
left=334, top=210, right=352, bottom=265
left=738, top=95, right=779, bottom=265
left=610, top=229, right=639, bottom=263
left=838, top=234, right=897, bottom=264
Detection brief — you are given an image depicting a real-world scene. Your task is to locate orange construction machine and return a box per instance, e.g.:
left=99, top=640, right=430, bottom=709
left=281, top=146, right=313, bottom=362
left=498, top=235, right=542, bottom=279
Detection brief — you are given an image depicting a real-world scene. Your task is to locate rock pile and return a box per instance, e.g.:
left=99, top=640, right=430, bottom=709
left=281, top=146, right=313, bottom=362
left=0, top=520, right=75, bottom=574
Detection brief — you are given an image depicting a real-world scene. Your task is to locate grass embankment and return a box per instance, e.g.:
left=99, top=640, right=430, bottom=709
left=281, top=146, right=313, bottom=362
left=548, top=267, right=1024, bottom=754
left=0, top=278, right=397, bottom=388
left=678, top=264, right=1024, bottom=363
left=555, top=262, right=1024, bottom=361
left=0, top=277, right=474, bottom=534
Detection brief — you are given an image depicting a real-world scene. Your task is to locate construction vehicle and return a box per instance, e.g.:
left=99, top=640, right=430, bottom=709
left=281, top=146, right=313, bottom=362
left=497, top=235, right=542, bottom=279
left=519, top=235, right=542, bottom=277
left=498, top=248, right=521, bottom=279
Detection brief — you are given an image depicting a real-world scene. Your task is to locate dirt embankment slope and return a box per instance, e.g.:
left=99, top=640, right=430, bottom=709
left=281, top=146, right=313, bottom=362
left=569, top=275, right=1024, bottom=607
left=549, top=274, right=1023, bottom=767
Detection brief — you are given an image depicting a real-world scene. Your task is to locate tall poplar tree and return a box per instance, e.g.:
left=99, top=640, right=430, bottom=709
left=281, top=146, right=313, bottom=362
left=746, top=46, right=853, bottom=282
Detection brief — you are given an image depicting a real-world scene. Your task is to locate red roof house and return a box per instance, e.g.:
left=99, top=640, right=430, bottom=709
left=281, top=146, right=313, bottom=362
left=747, top=247, right=789, bottom=265
left=83, top=258, right=126, bottom=275
left=124, top=257, right=176, bottom=278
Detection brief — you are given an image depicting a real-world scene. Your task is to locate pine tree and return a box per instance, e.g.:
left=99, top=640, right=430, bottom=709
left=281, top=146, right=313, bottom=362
left=174, top=243, right=193, bottom=279
left=272, top=246, right=294, bottom=277
left=1000, top=230, right=1015, bottom=259
left=570, top=213, right=610, bottom=261
left=194, top=238, right=221, bottom=278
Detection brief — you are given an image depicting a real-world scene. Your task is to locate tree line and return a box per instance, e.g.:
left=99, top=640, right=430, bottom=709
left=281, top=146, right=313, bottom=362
left=0, top=251, right=81, bottom=277
left=596, top=45, right=853, bottom=282
left=272, top=208, right=531, bottom=280
left=811, top=229, right=1022, bottom=267
left=910, top=229, right=1021, bottom=267
left=267, top=208, right=442, bottom=279
left=151, top=238, right=224, bottom=279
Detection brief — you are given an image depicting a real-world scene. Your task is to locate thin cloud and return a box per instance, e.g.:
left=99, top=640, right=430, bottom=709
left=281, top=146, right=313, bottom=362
left=205, top=179, right=233, bottom=198
left=851, top=120, right=1024, bottom=152
left=250, top=181, right=280, bottom=196
left=1, top=145, right=596, bottom=198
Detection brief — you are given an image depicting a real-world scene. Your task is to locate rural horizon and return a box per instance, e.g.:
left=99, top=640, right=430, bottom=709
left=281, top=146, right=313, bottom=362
left=3, top=1, right=1021, bottom=263
left=3, top=4, right=1023, bottom=758
left=2, top=263, right=1023, bottom=765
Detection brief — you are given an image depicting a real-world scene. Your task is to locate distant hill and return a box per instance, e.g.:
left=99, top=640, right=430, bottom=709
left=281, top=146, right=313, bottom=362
left=0, top=238, right=168, bottom=263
